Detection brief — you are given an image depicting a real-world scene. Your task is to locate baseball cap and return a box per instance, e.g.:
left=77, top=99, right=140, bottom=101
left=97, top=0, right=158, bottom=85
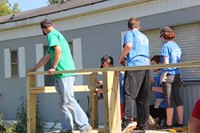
left=100, top=55, right=114, bottom=68
left=160, top=26, right=173, bottom=37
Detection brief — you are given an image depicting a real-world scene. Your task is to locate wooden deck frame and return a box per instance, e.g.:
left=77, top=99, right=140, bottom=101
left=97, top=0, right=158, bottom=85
left=27, top=61, right=200, bottom=133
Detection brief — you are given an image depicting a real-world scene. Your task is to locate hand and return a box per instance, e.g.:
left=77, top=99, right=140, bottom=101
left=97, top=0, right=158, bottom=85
left=48, top=68, right=56, bottom=75
left=119, top=57, right=126, bottom=65
left=160, top=74, right=167, bottom=84
left=98, top=80, right=103, bottom=85
left=27, top=68, right=35, bottom=73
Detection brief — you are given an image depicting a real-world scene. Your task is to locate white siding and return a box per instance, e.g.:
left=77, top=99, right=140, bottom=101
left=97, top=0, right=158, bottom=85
left=143, top=29, right=162, bottom=57
left=121, top=31, right=126, bottom=49
left=36, top=44, right=44, bottom=86
left=174, top=23, right=200, bottom=81
left=4, top=49, right=11, bottom=78
left=73, top=38, right=83, bottom=85
left=18, top=47, right=26, bottom=78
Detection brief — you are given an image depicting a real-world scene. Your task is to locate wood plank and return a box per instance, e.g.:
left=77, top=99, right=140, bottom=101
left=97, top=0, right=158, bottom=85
left=30, top=85, right=90, bottom=94
left=27, top=61, right=200, bottom=75
left=27, top=75, right=36, bottom=133
left=103, top=71, right=121, bottom=133
left=46, top=129, right=187, bottom=133
left=48, top=128, right=104, bottom=133
left=89, top=73, right=99, bottom=128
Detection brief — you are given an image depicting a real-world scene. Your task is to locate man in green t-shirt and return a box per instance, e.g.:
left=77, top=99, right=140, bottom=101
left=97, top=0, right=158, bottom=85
left=27, top=19, right=92, bottom=133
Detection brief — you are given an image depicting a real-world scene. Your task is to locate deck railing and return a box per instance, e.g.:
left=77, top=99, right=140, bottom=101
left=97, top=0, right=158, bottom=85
left=27, top=61, right=200, bottom=133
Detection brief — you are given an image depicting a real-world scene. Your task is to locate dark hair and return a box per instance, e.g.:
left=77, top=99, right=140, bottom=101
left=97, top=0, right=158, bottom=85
left=127, top=18, right=140, bottom=29
left=40, top=19, right=53, bottom=29
left=100, top=55, right=114, bottom=68
left=150, top=55, right=160, bottom=64
left=160, top=26, right=175, bottom=40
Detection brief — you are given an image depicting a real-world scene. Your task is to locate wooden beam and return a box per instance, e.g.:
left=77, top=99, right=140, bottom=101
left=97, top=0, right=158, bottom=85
left=89, top=73, right=99, bottom=128
left=27, top=75, right=36, bottom=133
left=103, top=71, right=121, bottom=133
left=51, top=128, right=104, bottom=133
left=27, top=61, right=200, bottom=75
left=30, top=85, right=90, bottom=94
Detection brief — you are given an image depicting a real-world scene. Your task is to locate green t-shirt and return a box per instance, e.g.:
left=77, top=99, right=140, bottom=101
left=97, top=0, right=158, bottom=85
left=46, top=29, right=76, bottom=80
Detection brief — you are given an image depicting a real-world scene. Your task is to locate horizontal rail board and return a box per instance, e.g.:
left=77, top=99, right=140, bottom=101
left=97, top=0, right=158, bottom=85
left=27, top=61, right=200, bottom=75
left=49, top=128, right=104, bottom=133
left=31, top=85, right=90, bottom=94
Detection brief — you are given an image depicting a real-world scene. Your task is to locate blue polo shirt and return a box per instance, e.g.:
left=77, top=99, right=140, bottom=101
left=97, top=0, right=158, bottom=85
left=123, top=30, right=150, bottom=66
left=160, top=41, right=181, bottom=75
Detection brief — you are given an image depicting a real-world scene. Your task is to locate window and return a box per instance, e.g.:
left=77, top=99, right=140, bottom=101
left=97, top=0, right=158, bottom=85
left=68, top=42, right=73, bottom=57
left=11, top=50, right=18, bottom=77
left=4, top=47, right=25, bottom=78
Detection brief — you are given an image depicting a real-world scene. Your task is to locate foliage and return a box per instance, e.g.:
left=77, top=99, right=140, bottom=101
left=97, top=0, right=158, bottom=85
left=0, top=0, right=20, bottom=16
left=0, top=114, right=16, bottom=133
left=11, top=3, right=20, bottom=14
left=15, top=97, right=44, bottom=133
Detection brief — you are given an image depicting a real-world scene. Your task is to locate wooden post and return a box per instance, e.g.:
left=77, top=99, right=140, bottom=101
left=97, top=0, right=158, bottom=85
left=27, top=75, right=36, bottom=133
left=89, top=72, right=99, bottom=128
left=103, top=71, right=121, bottom=133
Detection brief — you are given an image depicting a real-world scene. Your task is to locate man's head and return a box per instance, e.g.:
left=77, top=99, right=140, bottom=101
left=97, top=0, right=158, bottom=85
left=100, top=55, right=114, bottom=68
left=40, top=19, right=54, bottom=35
left=160, top=26, right=175, bottom=40
left=127, top=18, right=140, bottom=30
left=150, top=55, right=161, bottom=72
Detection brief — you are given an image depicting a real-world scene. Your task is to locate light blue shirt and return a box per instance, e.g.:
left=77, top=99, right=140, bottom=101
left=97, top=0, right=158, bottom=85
left=123, top=30, right=150, bottom=66
left=160, top=41, right=181, bottom=75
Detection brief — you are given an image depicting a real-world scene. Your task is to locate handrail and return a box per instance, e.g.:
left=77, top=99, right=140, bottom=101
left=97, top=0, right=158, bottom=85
left=27, top=61, right=200, bottom=75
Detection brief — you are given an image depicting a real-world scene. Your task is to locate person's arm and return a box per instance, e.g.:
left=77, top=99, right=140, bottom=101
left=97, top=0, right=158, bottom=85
left=119, top=43, right=132, bottom=65
left=160, top=56, right=169, bottom=83
left=48, top=45, right=62, bottom=75
left=27, top=54, right=51, bottom=72
left=188, top=116, right=200, bottom=133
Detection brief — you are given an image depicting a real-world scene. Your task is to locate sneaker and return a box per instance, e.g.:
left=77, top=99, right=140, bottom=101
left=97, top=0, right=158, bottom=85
left=80, top=125, right=92, bottom=133
left=172, top=122, right=183, bottom=127
left=122, top=122, right=137, bottom=133
left=160, top=123, right=173, bottom=129
left=159, top=119, right=166, bottom=128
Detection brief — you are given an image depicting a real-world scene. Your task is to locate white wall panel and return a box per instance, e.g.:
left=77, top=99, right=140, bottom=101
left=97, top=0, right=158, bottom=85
left=18, top=47, right=26, bottom=78
left=121, top=31, right=127, bottom=50
left=73, top=38, right=83, bottom=85
left=36, top=43, right=44, bottom=86
left=4, top=49, right=11, bottom=78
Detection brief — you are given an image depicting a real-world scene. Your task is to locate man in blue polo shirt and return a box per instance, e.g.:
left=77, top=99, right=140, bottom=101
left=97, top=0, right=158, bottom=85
left=119, top=17, right=150, bottom=133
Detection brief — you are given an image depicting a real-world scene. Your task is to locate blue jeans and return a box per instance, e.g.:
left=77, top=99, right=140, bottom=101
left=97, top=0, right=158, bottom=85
left=55, top=76, right=89, bottom=130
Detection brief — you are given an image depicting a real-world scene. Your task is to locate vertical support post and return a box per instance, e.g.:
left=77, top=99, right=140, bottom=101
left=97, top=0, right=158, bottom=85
left=89, top=72, right=99, bottom=128
left=103, top=71, right=121, bottom=133
left=27, top=75, right=36, bottom=133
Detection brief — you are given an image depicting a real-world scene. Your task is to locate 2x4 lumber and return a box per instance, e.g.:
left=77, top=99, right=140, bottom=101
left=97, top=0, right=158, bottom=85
left=89, top=73, right=99, bottom=128
left=103, top=71, right=121, bottom=133
left=27, top=61, right=200, bottom=76
left=27, top=75, right=36, bottom=133
left=30, top=85, right=90, bottom=94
